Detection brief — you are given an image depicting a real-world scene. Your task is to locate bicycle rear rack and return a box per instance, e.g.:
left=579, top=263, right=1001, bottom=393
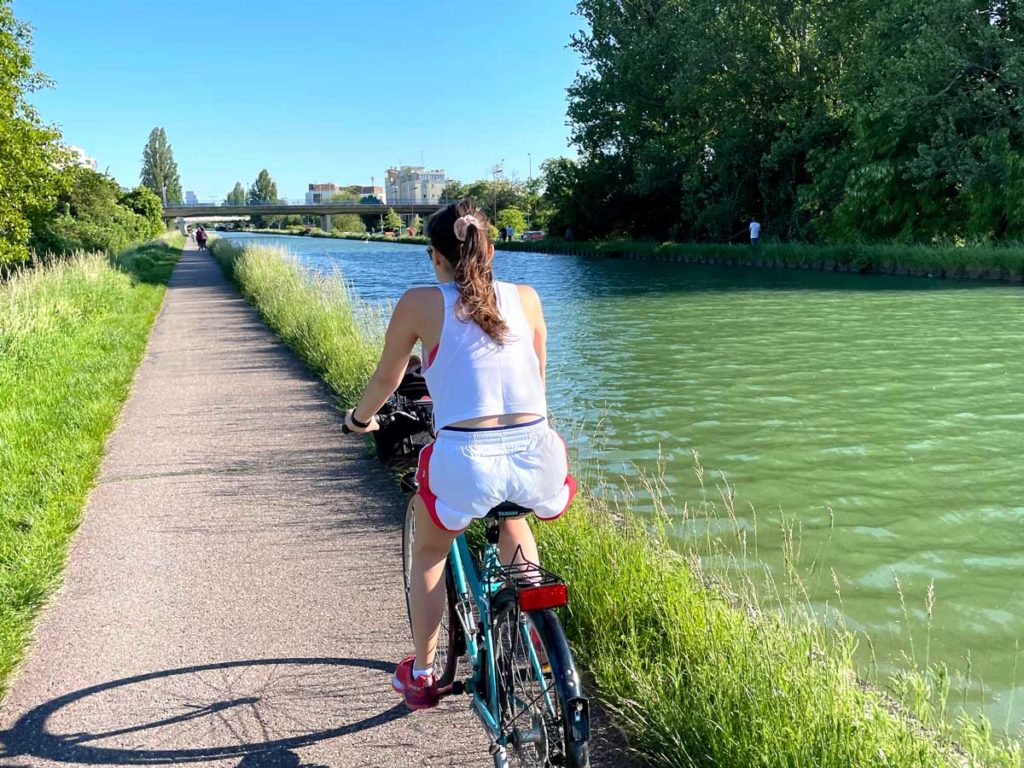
left=486, top=549, right=569, bottom=611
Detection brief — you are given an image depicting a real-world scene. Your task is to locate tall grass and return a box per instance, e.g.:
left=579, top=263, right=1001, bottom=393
left=208, top=239, right=380, bottom=404
left=209, top=238, right=1022, bottom=767
left=0, top=237, right=182, bottom=697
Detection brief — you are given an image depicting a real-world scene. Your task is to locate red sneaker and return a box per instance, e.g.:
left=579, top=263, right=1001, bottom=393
left=529, top=625, right=551, bottom=671
left=391, top=656, right=439, bottom=710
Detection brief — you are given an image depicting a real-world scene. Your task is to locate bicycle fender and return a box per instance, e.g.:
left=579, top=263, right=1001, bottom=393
left=526, top=608, right=590, bottom=742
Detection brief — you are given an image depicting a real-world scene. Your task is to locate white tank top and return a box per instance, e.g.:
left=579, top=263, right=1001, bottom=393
left=424, top=281, right=547, bottom=430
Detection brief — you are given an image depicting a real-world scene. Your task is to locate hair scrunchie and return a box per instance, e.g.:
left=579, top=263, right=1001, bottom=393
left=453, top=214, right=480, bottom=242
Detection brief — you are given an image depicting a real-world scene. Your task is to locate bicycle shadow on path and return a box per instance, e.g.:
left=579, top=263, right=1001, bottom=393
left=0, top=657, right=406, bottom=766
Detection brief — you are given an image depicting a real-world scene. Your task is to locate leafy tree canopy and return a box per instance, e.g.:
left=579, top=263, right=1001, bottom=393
left=33, top=168, right=163, bottom=256
left=0, top=2, right=65, bottom=264
left=496, top=207, right=527, bottom=235
left=384, top=207, right=403, bottom=231
left=225, top=182, right=246, bottom=205
left=556, top=0, right=1024, bottom=244
left=248, top=169, right=279, bottom=204
left=140, top=127, right=182, bottom=205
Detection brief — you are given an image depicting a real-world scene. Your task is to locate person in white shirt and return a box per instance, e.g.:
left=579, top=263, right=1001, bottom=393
left=345, top=199, right=575, bottom=710
left=749, top=219, right=761, bottom=245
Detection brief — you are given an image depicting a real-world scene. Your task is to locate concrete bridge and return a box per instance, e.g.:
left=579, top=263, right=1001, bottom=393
left=163, top=199, right=445, bottom=230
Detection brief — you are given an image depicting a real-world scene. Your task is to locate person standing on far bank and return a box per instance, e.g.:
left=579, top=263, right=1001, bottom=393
left=749, top=218, right=761, bottom=246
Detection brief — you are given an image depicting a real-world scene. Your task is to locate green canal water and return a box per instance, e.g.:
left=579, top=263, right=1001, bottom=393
left=226, top=232, right=1024, bottom=731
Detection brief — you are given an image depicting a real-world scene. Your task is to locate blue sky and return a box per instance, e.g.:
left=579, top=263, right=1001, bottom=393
left=15, top=0, right=584, bottom=200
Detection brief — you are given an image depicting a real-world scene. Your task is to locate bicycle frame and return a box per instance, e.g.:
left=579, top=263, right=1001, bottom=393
left=448, top=529, right=553, bottom=742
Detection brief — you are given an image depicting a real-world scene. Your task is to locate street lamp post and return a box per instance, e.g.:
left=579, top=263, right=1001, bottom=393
left=492, top=159, right=504, bottom=223
left=527, top=153, right=533, bottom=229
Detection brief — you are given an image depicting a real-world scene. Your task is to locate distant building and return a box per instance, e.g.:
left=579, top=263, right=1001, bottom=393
left=385, top=166, right=448, bottom=205
left=306, top=183, right=386, bottom=204
left=306, top=183, right=339, bottom=204
left=186, top=190, right=198, bottom=204
left=352, top=185, right=386, bottom=202
left=69, top=146, right=98, bottom=171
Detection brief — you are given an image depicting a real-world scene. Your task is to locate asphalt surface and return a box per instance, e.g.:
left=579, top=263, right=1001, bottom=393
left=0, top=243, right=493, bottom=767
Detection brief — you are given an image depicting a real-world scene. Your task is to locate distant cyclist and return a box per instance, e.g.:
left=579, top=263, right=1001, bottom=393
left=344, top=199, right=575, bottom=709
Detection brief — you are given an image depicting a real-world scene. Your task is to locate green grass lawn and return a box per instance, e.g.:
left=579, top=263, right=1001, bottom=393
left=0, top=236, right=181, bottom=697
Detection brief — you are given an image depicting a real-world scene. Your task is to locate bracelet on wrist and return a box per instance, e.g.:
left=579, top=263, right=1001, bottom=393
left=350, top=411, right=371, bottom=429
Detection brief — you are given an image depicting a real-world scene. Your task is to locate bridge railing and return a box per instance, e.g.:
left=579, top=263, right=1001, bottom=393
left=169, top=198, right=453, bottom=208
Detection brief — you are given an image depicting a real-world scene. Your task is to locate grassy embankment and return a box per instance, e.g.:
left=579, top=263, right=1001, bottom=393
left=238, top=225, right=1024, bottom=282
left=208, top=237, right=1022, bottom=768
left=0, top=236, right=182, bottom=697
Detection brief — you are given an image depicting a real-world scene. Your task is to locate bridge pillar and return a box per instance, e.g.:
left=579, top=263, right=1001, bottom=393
left=321, top=214, right=331, bottom=231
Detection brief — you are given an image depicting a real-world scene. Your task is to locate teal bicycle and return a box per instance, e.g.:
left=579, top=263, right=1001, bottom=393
left=400, top=476, right=591, bottom=768
left=347, top=380, right=591, bottom=767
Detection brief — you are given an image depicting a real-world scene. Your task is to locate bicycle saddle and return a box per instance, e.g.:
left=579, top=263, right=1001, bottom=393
left=485, top=501, right=531, bottom=520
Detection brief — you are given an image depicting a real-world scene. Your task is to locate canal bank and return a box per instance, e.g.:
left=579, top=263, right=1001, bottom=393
left=227, top=226, right=1024, bottom=283
left=210, top=236, right=1024, bottom=767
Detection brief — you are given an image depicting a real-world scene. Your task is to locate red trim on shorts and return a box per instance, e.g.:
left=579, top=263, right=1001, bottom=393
left=425, top=344, right=439, bottom=369
left=538, top=433, right=577, bottom=522
left=416, top=443, right=460, bottom=533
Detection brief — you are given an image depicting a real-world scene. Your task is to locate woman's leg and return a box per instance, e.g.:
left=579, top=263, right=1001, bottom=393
left=498, top=517, right=540, bottom=568
left=410, top=494, right=459, bottom=670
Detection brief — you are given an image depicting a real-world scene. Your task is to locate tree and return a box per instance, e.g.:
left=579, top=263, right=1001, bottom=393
left=331, top=214, right=365, bottom=233
left=0, top=3, right=65, bottom=264
left=247, top=169, right=279, bottom=228
left=32, top=168, right=162, bottom=255
left=562, top=0, right=1024, bottom=243
left=496, top=207, right=527, bottom=235
left=410, top=215, right=423, bottom=235
left=225, top=182, right=246, bottom=205
left=248, top=169, right=278, bottom=204
left=441, top=180, right=468, bottom=202
left=119, top=186, right=164, bottom=237
left=140, top=127, right=182, bottom=205
left=384, top=207, right=403, bottom=232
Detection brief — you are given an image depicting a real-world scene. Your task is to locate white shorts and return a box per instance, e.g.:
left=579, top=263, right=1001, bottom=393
left=415, top=418, right=577, bottom=532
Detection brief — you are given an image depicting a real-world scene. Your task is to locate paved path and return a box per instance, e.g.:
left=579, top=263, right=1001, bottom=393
left=0, top=243, right=492, bottom=767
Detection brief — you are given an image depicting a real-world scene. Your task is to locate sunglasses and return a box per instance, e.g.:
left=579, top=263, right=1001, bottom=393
left=426, top=245, right=434, bottom=258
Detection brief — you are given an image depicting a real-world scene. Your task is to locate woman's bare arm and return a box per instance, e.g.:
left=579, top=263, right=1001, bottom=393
left=348, top=290, right=425, bottom=428
left=517, top=284, right=547, bottom=385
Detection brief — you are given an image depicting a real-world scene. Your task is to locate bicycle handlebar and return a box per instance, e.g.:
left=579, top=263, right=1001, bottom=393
left=341, top=409, right=403, bottom=435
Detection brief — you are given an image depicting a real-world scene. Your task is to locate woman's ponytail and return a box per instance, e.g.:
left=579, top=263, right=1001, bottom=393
left=426, top=200, right=509, bottom=343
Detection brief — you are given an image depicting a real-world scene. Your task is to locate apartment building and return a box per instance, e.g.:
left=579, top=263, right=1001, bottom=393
left=385, top=166, right=448, bottom=205
left=306, top=183, right=387, bottom=204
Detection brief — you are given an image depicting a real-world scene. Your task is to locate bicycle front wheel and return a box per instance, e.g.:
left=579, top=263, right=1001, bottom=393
left=401, top=495, right=460, bottom=689
left=493, top=592, right=590, bottom=768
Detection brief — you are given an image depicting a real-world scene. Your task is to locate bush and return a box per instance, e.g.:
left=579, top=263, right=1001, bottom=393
left=30, top=169, right=164, bottom=257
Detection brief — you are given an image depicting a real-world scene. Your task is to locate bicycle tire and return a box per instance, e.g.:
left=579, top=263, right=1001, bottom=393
left=492, top=591, right=590, bottom=768
left=401, top=495, right=460, bottom=689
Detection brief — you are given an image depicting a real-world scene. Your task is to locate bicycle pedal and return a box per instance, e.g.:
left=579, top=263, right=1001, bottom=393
left=448, top=680, right=467, bottom=696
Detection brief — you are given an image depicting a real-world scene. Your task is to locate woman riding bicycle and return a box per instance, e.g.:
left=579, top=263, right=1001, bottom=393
left=344, top=200, right=576, bottom=710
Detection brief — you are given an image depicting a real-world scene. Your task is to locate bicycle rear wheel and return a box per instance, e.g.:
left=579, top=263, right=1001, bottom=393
left=493, top=592, right=590, bottom=768
left=401, top=495, right=460, bottom=689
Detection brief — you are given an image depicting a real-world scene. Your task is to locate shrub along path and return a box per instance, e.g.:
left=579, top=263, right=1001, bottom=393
left=0, top=242, right=493, bottom=766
